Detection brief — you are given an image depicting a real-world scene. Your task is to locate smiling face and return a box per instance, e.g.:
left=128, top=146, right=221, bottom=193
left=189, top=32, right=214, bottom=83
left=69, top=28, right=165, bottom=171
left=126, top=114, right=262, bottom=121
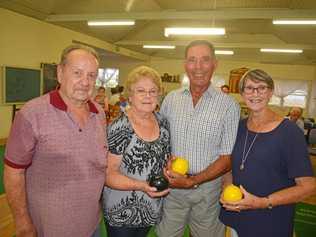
left=289, top=107, right=302, bottom=121
left=129, top=76, right=159, bottom=114
left=57, top=49, right=99, bottom=106
left=184, top=44, right=217, bottom=91
left=241, top=79, right=273, bottom=113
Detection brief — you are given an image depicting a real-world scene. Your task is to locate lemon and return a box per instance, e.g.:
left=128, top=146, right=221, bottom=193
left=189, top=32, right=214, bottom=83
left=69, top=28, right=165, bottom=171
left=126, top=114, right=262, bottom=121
left=171, top=157, right=189, bottom=175
left=223, top=184, right=243, bottom=202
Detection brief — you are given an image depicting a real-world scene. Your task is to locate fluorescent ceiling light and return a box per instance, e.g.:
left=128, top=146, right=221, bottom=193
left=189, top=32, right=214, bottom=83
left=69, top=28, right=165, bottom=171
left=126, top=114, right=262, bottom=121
left=164, top=27, right=225, bottom=37
left=273, top=20, right=316, bottom=25
left=215, top=50, right=234, bottom=55
left=87, top=21, right=135, bottom=26
left=143, top=45, right=176, bottom=49
left=260, top=48, right=303, bottom=53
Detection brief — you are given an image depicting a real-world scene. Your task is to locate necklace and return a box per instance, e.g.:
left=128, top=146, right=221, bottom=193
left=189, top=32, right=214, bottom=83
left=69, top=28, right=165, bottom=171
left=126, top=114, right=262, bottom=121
left=240, top=129, right=258, bottom=170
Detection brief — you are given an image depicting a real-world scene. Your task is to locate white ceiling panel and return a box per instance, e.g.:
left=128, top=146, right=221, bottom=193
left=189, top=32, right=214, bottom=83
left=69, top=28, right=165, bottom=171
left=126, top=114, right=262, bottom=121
left=1, top=0, right=316, bottom=64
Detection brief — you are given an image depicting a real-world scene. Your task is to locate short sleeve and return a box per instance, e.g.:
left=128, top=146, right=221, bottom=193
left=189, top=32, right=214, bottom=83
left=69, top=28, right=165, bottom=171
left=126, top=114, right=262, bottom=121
left=107, top=115, right=132, bottom=155
left=219, top=100, right=240, bottom=155
left=156, top=112, right=171, bottom=156
left=282, top=121, right=313, bottom=178
left=160, top=97, right=168, bottom=118
left=4, top=111, right=36, bottom=169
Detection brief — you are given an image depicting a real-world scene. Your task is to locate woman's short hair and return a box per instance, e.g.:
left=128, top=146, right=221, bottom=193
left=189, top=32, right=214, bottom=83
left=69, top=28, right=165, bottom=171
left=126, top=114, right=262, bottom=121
left=239, top=69, right=274, bottom=94
left=125, top=66, right=162, bottom=97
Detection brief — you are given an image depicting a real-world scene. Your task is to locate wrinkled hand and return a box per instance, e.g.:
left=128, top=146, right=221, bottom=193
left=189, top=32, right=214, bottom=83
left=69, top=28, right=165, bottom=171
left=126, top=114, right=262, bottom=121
left=142, top=181, right=170, bottom=198
left=220, top=185, right=267, bottom=212
left=163, top=167, right=194, bottom=189
left=15, top=218, right=37, bottom=237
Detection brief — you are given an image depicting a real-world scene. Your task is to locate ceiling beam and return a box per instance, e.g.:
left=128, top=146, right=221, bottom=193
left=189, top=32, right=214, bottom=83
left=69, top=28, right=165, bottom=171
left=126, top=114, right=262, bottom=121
left=46, top=9, right=316, bottom=22
left=72, top=40, right=150, bottom=61
left=116, top=40, right=316, bottom=50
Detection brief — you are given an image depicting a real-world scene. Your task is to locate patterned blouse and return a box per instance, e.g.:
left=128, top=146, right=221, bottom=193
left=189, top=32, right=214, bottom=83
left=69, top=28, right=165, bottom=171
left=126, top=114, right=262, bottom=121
left=102, top=112, right=171, bottom=227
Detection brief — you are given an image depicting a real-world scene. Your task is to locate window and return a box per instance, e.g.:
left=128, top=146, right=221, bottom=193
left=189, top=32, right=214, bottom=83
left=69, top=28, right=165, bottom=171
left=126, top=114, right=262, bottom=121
left=270, top=80, right=309, bottom=108
left=96, top=68, right=119, bottom=88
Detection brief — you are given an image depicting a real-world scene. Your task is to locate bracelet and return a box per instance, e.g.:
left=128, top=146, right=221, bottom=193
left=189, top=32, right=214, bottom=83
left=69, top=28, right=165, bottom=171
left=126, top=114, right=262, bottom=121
left=266, top=196, right=273, bottom=210
left=193, top=183, right=199, bottom=189
left=188, top=174, right=199, bottom=189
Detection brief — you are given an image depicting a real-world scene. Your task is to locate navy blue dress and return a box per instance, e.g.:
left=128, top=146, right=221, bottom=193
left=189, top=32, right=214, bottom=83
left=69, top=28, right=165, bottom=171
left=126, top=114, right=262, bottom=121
left=220, top=119, right=314, bottom=237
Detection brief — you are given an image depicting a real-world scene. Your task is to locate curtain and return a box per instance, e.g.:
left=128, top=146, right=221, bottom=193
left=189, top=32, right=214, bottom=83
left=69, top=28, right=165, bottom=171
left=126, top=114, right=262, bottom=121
left=273, top=79, right=308, bottom=106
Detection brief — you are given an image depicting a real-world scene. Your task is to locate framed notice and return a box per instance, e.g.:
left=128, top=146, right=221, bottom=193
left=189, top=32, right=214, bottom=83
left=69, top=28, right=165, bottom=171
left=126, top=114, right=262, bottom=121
left=2, top=66, right=41, bottom=104
left=42, top=63, right=58, bottom=94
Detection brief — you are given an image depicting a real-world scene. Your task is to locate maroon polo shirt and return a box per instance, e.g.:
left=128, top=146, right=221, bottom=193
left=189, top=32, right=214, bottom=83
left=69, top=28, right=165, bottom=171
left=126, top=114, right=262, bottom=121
left=5, top=90, right=108, bottom=237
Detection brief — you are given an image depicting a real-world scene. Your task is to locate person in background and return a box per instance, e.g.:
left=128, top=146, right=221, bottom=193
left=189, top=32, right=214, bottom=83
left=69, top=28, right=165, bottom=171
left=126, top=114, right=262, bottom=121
left=221, top=84, right=230, bottom=94
left=109, top=86, right=123, bottom=106
left=156, top=40, right=240, bottom=237
left=118, top=93, right=129, bottom=112
left=95, top=86, right=109, bottom=114
left=3, top=44, right=107, bottom=237
left=288, top=106, right=304, bottom=132
left=102, top=65, right=170, bottom=237
left=220, top=69, right=316, bottom=237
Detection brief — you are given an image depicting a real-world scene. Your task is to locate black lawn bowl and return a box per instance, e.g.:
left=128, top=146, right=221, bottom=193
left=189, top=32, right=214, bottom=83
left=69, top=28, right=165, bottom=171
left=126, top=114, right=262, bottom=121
left=149, top=175, right=169, bottom=191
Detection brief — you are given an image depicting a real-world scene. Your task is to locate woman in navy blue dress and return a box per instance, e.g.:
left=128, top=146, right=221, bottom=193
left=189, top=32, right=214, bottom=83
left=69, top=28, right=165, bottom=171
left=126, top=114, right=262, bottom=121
left=220, top=69, right=316, bottom=237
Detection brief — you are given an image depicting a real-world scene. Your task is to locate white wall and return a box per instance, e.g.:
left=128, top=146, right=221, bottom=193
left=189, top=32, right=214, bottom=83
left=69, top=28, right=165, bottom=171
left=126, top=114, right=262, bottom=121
left=1, top=8, right=316, bottom=139
left=150, top=58, right=316, bottom=117
left=0, top=8, right=148, bottom=139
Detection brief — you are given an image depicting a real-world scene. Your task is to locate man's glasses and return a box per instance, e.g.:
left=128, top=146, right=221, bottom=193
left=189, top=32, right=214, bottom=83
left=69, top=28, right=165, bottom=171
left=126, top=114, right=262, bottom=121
left=133, top=88, right=159, bottom=97
left=243, top=85, right=270, bottom=94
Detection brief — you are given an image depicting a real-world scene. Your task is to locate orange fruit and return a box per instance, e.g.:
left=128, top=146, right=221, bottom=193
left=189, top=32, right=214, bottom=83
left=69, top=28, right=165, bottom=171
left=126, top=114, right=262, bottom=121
left=223, top=184, right=243, bottom=202
left=171, top=157, right=189, bottom=175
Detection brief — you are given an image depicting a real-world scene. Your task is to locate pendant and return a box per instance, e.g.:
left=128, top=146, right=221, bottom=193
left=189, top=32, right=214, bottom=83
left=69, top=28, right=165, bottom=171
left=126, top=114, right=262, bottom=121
left=240, top=164, right=244, bottom=170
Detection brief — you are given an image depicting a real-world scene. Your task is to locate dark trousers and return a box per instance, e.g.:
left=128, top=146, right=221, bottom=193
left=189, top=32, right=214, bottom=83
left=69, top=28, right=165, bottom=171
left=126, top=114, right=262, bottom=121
left=106, top=223, right=151, bottom=237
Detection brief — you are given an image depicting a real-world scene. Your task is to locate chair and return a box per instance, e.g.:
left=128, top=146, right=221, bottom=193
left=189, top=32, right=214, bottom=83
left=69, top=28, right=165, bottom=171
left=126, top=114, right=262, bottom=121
left=308, top=128, right=316, bottom=156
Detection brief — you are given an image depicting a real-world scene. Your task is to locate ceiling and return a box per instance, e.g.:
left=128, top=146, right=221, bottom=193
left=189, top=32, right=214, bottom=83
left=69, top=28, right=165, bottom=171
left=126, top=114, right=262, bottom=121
left=2, top=0, right=316, bottom=65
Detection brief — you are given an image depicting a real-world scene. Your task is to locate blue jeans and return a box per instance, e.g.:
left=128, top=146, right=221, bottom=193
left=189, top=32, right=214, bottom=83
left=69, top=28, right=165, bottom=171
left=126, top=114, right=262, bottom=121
left=106, top=224, right=151, bottom=237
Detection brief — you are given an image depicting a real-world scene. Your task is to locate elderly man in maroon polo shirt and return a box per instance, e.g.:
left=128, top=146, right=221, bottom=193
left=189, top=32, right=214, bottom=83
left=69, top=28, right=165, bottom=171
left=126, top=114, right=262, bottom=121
left=3, top=44, right=108, bottom=237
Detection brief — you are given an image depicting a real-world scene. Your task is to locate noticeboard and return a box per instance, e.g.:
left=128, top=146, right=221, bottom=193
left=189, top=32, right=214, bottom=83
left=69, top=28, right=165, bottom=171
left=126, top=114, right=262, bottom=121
left=2, top=66, right=41, bottom=104
left=42, top=63, right=58, bottom=94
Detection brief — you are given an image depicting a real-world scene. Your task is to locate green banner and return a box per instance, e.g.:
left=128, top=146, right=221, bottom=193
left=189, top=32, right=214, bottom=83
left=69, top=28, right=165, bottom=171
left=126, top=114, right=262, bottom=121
left=294, top=203, right=316, bottom=236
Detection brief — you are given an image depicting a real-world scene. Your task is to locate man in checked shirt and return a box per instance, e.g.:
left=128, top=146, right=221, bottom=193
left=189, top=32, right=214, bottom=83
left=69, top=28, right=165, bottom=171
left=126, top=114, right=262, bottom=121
left=156, top=40, right=240, bottom=237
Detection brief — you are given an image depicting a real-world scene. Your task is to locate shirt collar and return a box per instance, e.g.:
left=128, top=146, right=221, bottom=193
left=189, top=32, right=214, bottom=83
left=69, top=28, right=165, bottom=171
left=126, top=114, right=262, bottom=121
left=181, top=84, right=216, bottom=98
left=49, top=90, right=99, bottom=113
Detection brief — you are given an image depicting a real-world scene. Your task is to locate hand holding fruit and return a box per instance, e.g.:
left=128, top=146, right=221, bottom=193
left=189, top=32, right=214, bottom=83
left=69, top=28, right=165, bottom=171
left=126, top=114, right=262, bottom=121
left=222, top=184, right=243, bottom=202
left=171, top=157, right=189, bottom=175
left=221, top=185, right=270, bottom=211
left=221, top=184, right=243, bottom=212
left=164, top=156, right=196, bottom=189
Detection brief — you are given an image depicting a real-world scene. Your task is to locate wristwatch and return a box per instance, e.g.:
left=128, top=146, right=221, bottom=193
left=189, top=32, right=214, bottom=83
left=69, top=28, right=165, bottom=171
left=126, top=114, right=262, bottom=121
left=266, top=196, right=273, bottom=210
left=188, top=174, right=199, bottom=189
left=193, top=183, right=199, bottom=189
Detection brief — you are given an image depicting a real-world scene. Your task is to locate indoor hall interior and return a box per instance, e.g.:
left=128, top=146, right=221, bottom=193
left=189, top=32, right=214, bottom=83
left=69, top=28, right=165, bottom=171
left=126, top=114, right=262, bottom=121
left=1, top=0, right=316, bottom=236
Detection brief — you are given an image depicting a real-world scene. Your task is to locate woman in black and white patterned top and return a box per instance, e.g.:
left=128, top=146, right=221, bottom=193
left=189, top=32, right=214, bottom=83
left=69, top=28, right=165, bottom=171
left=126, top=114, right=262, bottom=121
left=102, top=66, right=170, bottom=237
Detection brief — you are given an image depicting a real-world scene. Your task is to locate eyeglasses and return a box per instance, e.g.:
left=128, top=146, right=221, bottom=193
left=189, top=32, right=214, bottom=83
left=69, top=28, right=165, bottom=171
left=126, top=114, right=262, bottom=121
left=243, top=85, right=270, bottom=94
left=133, top=88, right=159, bottom=97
